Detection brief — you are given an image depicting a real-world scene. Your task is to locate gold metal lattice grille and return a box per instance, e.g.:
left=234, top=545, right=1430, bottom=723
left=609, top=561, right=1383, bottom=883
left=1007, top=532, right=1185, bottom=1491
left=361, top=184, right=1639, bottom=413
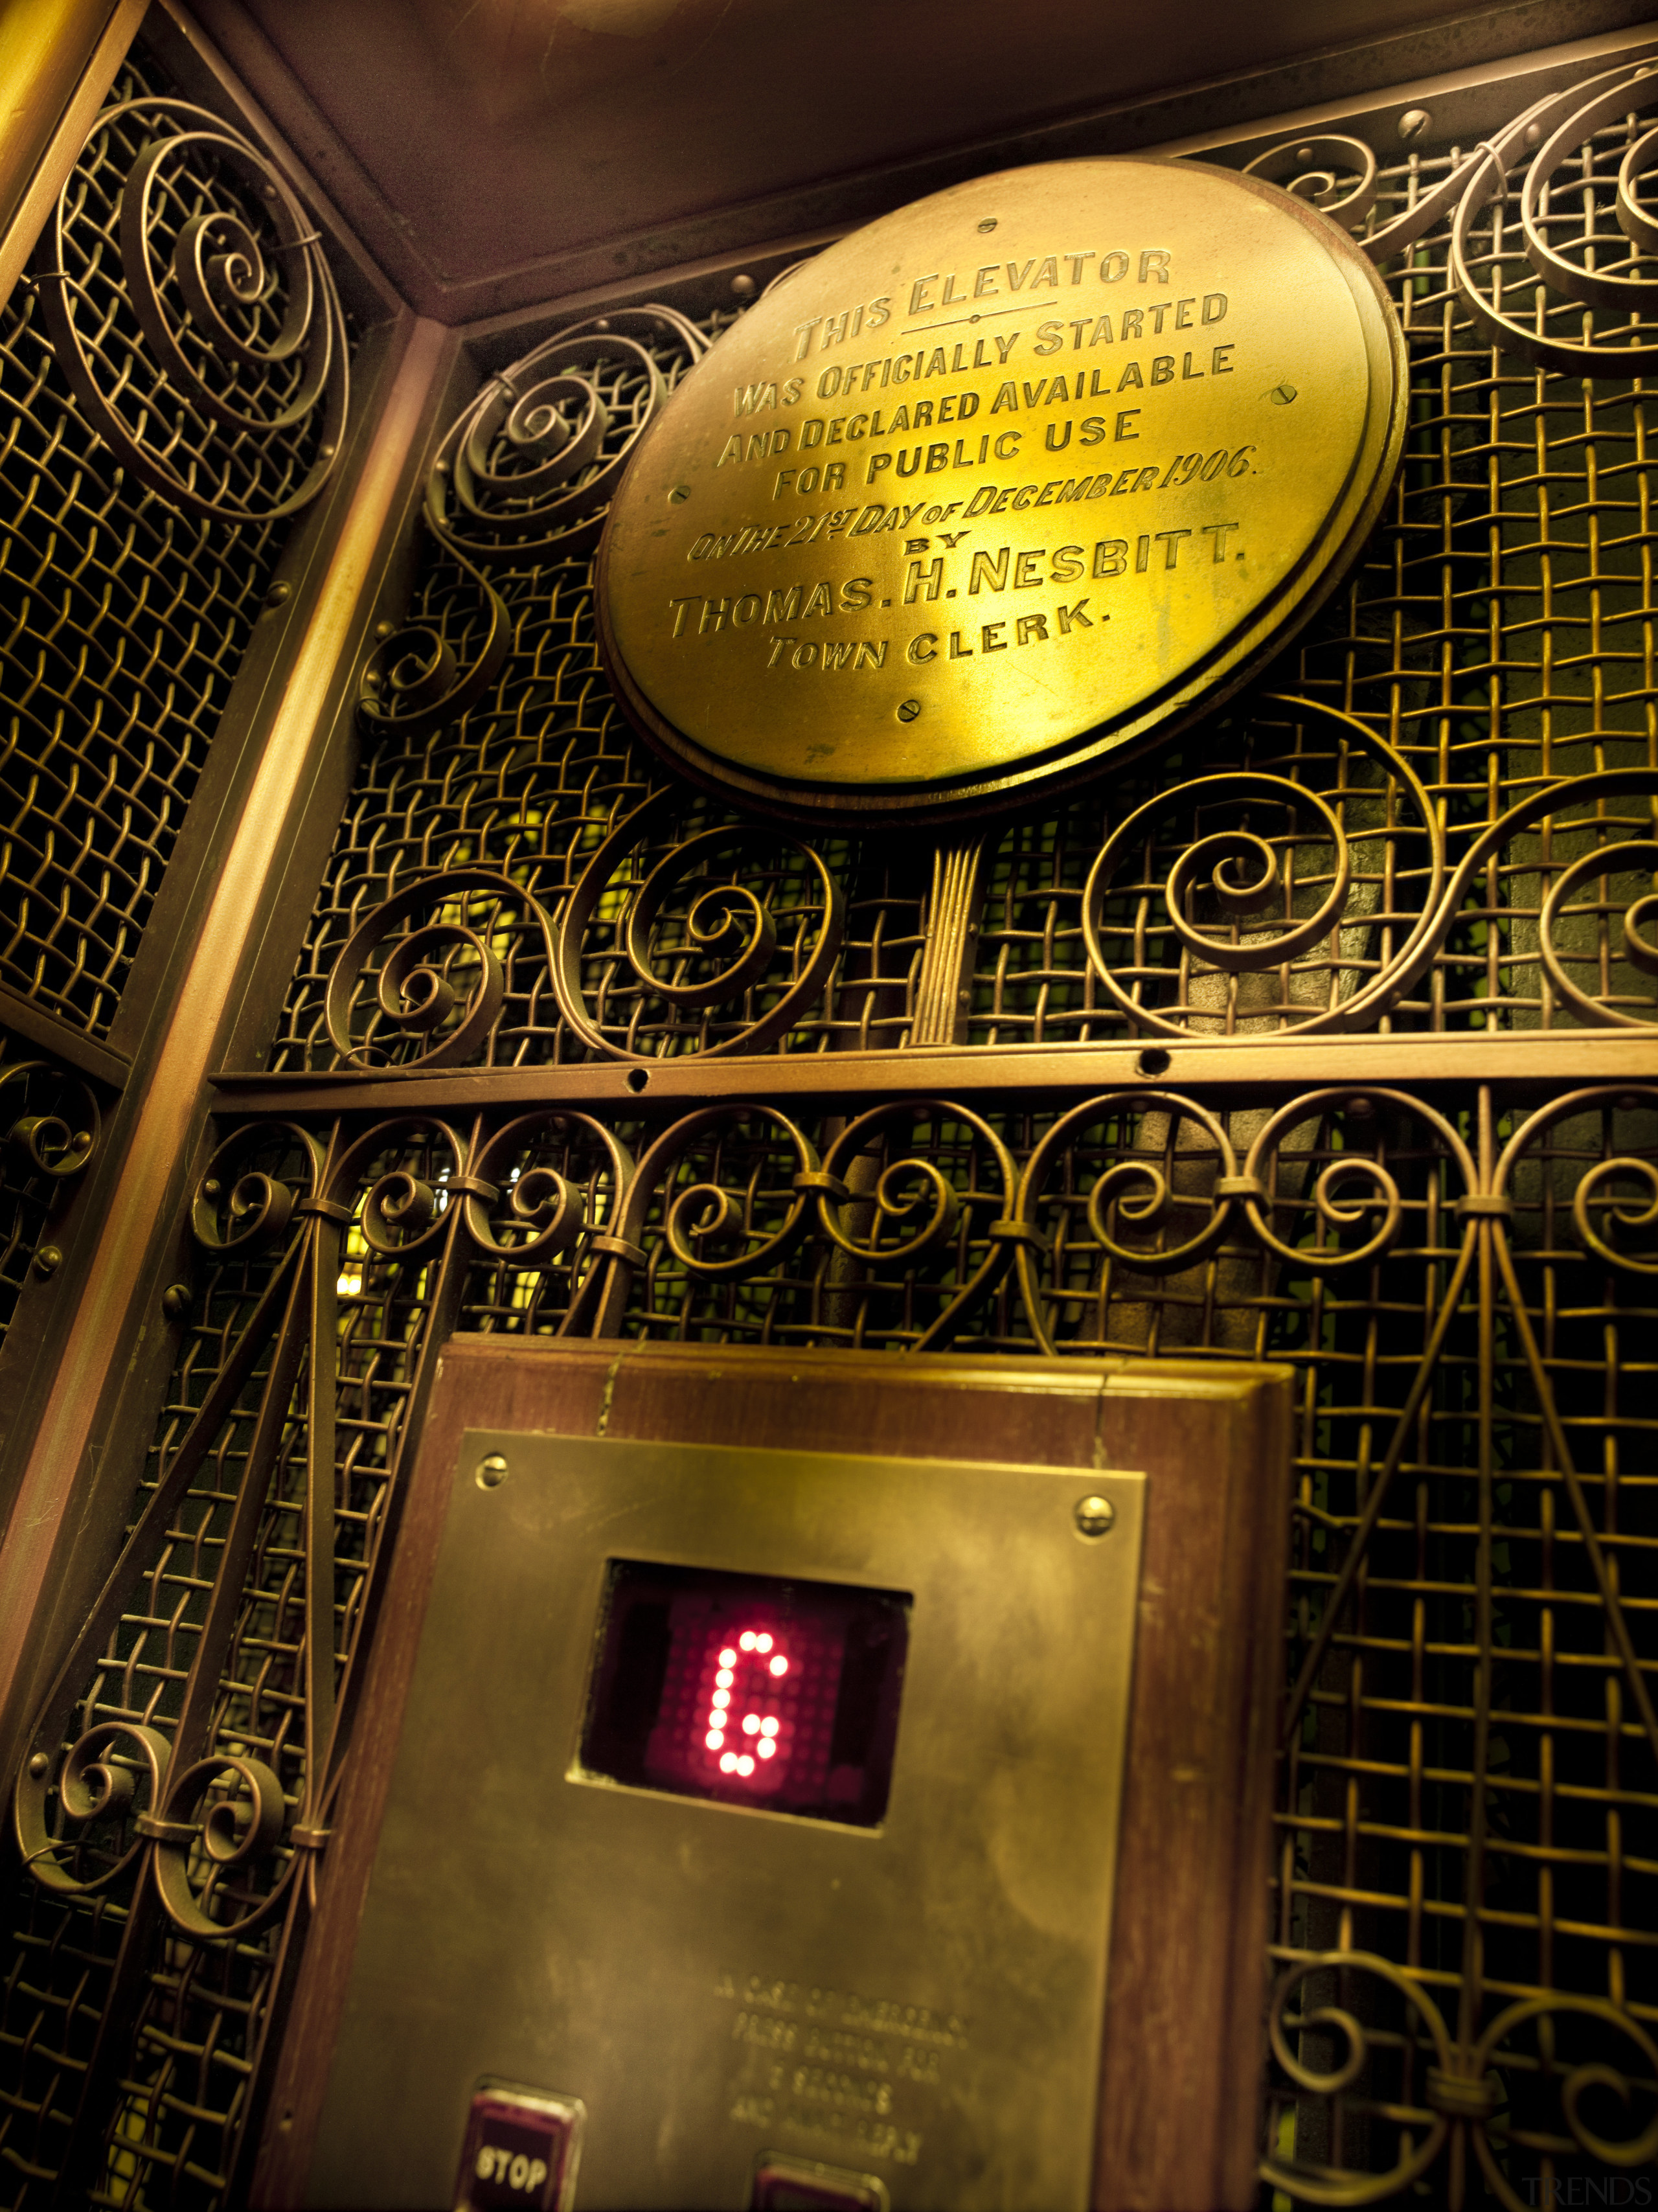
left=0, top=55, right=306, bottom=1040
left=0, top=27, right=352, bottom=1373
left=6, top=57, right=1658, bottom=2212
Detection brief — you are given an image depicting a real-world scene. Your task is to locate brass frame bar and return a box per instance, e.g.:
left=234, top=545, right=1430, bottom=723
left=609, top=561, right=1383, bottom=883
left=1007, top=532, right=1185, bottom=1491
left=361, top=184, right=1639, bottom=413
left=0, top=314, right=452, bottom=1759
left=0, top=981, right=130, bottom=1088
left=214, top=1026, right=1658, bottom=1118
left=0, top=0, right=146, bottom=306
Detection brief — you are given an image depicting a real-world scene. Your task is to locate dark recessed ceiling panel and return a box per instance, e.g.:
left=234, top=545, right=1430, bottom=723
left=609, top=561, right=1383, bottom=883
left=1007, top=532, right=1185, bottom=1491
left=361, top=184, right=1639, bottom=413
left=192, top=0, right=1652, bottom=321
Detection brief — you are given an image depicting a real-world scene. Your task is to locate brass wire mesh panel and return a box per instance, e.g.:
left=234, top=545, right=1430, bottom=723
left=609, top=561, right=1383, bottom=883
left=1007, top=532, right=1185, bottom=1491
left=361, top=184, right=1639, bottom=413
left=0, top=50, right=332, bottom=1040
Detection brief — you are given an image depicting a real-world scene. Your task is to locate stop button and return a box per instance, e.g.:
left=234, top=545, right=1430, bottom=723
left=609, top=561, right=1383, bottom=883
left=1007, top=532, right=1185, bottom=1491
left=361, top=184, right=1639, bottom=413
left=453, top=2084, right=584, bottom=2212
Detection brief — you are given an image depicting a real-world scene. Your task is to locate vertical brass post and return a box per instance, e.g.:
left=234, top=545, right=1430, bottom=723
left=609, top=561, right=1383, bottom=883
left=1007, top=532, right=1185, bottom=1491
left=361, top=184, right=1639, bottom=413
left=0, top=0, right=145, bottom=304
left=0, top=312, right=452, bottom=1754
left=910, top=836, right=986, bottom=1046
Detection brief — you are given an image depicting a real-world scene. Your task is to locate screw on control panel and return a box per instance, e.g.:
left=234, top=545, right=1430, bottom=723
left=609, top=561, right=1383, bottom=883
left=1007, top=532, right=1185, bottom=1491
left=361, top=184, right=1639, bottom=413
left=1074, top=1494, right=1115, bottom=1538
left=34, top=1245, right=61, bottom=1278
left=28, top=1753, right=49, bottom=1779
left=161, top=1283, right=192, bottom=1323
left=475, top=1453, right=510, bottom=1490
left=897, top=698, right=922, bottom=722
left=1398, top=108, right=1432, bottom=142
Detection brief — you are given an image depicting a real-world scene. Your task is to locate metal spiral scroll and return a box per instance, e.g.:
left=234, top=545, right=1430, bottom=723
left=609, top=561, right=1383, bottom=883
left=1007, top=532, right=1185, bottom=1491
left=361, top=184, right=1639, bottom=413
left=551, top=792, right=846, bottom=1061
left=427, top=306, right=707, bottom=563
left=325, top=870, right=551, bottom=1072
left=356, top=551, right=512, bottom=741
left=355, top=304, right=705, bottom=740
left=606, top=1097, right=1023, bottom=1351
left=1, top=1059, right=100, bottom=1180
left=35, top=98, right=348, bottom=523
left=1243, top=135, right=1379, bottom=231
left=1079, top=698, right=1442, bottom=1038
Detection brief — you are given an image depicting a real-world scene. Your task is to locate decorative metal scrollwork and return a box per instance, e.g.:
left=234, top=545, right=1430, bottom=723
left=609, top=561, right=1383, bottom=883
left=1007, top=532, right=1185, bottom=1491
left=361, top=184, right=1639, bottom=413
left=551, top=792, right=846, bottom=1060
left=17, top=1720, right=170, bottom=1897
left=1244, top=135, right=1379, bottom=230
left=1080, top=697, right=1443, bottom=1038
left=1, top=1058, right=100, bottom=1180
left=1263, top=1951, right=1658, bottom=2209
left=324, top=869, right=549, bottom=1071
left=35, top=98, right=348, bottom=522
left=357, top=550, right=512, bottom=740
left=429, top=308, right=705, bottom=562
left=190, top=1121, right=321, bottom=1251
left=622, top=1104, right=823, bottom=1284
left=355, top=305, right=704, bottom=739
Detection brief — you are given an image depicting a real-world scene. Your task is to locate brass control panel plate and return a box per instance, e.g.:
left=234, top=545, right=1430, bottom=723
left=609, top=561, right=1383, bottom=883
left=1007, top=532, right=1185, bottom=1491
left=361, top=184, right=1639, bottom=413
left=308, top=1434, right=1146, bottom=2209
left=598, top=156, right=1404, bottom=817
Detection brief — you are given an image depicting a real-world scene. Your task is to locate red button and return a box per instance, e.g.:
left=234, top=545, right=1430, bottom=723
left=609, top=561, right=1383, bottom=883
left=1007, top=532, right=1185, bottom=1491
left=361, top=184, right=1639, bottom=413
left=751, top=2152, right=889, bottom=2211
left=453, top=2084, right=584, bottom=2212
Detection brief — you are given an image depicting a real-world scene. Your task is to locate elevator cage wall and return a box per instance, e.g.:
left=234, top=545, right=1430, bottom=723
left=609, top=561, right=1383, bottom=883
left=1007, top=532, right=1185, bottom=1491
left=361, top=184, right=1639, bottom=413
left=1, top=6, right=1657, bottom=2207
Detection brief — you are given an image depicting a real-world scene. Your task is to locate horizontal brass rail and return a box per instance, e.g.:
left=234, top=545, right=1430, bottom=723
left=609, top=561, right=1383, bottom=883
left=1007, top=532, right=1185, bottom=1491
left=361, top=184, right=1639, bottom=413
left=213, top=1025, right=1658, bottom=1117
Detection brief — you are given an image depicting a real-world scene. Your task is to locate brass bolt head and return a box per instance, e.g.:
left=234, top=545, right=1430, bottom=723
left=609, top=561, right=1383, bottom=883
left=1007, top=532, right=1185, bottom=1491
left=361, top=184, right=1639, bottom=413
left=34, top=1245, right=62, bottom=1277
left=475, top=1453, right=510, bottom=1490
left=1074, top=1493, right=1115, bottom=1538
left=1399, top=108, right=1431, bottom=141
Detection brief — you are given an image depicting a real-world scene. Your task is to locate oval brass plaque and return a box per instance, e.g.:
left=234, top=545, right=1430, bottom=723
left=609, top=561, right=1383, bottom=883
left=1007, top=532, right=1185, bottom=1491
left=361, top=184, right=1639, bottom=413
left=599, top=157, right=1404, bottom=819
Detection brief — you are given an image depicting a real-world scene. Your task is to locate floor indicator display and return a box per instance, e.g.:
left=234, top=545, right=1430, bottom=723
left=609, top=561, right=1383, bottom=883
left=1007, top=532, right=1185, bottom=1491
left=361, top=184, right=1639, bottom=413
left=580, top=1562, right=909, bottom=1824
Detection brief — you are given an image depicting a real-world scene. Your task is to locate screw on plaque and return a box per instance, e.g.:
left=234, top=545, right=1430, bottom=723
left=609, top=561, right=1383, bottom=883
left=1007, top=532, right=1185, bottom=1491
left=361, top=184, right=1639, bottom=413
left=475, top=1453, right=510, bottom=1490
left=669, top=485, right=692, bottom=503
left=977, top=217, right=997, bottom=232
left=1270, top=384, right=1297, bottom=405
left=1074, top=1494, right=1116, bottom=1538
left=897, top=699, right=922, bottom=722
